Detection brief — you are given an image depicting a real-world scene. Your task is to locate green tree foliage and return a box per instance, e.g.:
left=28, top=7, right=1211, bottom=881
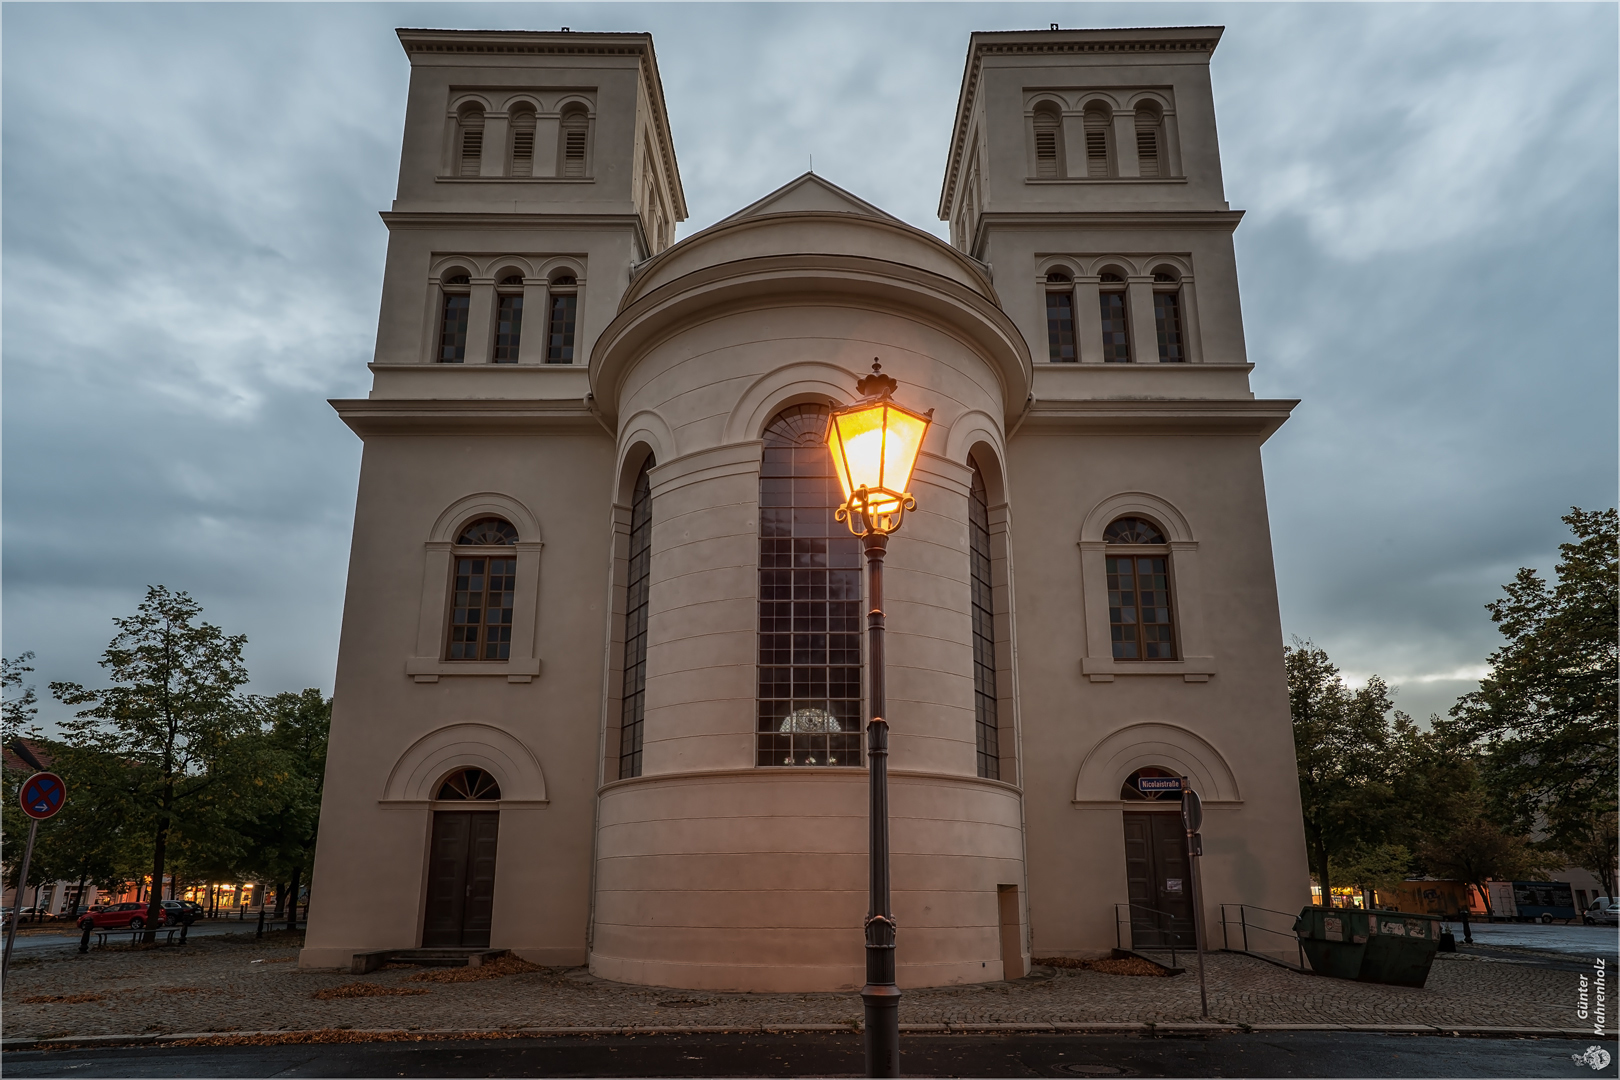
left=1416, top=784, right=1561, bottom=914
left=1288, top=640, right=1396, bottom=899
left=2, top=653, right=40, bottom=743
left=50, top=587, right=258, bottom=936
left=1452, top=508, right=1619, bottom=854
left=230, top=690, right=330, bottom=927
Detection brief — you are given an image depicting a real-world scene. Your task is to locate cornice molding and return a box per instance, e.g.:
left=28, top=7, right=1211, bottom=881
left=331, top=398, right=605, bottom=436
left=939, top=27, right=1223, bottom=219
left=978, top=209, right=1245, bottom=231
left=380, top=211, right=647, bottom=231
left=1018, top=398, right=1296, bottom=442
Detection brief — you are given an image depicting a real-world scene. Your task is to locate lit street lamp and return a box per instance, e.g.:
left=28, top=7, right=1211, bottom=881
left=825, top=360, right=932, bottom=1079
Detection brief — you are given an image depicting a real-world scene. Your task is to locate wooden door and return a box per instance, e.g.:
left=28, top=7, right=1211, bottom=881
left=422, top=811, right=499, bottom=948
left=1122, top=811, right=1194, bottom=948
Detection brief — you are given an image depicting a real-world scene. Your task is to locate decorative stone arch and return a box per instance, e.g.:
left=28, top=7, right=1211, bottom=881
left=1125, top=90, right=1172, bottom=113
left=1026, top=93, right=1068, bottom=114
left=553, top=94, right=595, bottom=118
left=1142, top=255, right=1192, bottom=280
left=449, top=93, right=495, bottom=116
left=429, top=256, right=478, bottom=281
left=1037, top=256, right=1079, bottom=281
left=1087, top=255, right=1141, bottom=279
left=723, top=362, right=857, bottom=445
left=1081, top=491, right=1193, bottom=545
left=616, top=414, right=676, bottom=492
left=430, top=491, right=542, bottom=545
left=502, top=93, right=545, bottom=115
left=1075, top=91, right=1122, bottom=113
left=539, top=257, right=586, bottom=283
left=1072, top=721, right=1240, bottom=808
left=945, top=409, right=1005, bottom=474
left=486, top=256, right=537, bottom=282
left=381, top=723, right=548, bottom=807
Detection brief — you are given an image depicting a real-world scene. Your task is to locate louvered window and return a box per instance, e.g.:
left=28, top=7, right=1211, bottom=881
left=561, top=113, right=588, bottom=177
left=969, top=462, right=999, bottom=780
left=618, top=456, right=654, bottom=779
left=1033, top=111, right=1061, bottom=178
left=546, top=278, right=577, bottom=363
left=458, top=113, right=485, bottom=177
left=1136, top=108, right=1162, bottom=179
left=510, top=113, right=536, bottom=178
left=1084, top=108, right=1112, bottom=178
left=1099, top=284, right=1131, bottom=363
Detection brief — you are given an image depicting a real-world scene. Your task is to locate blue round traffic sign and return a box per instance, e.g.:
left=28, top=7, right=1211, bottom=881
left=19, top=772, right=65, bottom=820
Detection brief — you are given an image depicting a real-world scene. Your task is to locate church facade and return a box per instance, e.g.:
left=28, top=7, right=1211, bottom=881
left=302, top=25, right=1310, bottom=991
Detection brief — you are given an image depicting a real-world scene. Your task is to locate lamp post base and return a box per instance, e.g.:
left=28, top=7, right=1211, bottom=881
left=861, top=981, right=902, bottom=1077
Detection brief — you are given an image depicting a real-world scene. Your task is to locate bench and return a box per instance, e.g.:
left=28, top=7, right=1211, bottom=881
left=87, top=925, right=187, bottom=949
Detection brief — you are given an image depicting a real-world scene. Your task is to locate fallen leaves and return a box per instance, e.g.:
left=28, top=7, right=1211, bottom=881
left=312, top=983, right=431, bottom=1000
left=1034, top=956, right=1173, bottom=977
left=20, top=994, right=105, bottom=1004
left=405, top=954, right=543, bottom=984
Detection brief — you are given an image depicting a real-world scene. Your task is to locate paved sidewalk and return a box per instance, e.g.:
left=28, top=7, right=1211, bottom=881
left=0, top=931, right=1607, bottom=1043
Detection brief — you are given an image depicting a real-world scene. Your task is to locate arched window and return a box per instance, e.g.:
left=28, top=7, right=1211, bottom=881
left=1121, top=766, right=1180, bottom=801
left=1098, top=270, right=1131, bottom=363
left=969, top=460, right=999, bottom=780
left=1083, top=104, right=1113, bottom=178
left=493, top=275, right=525, bottom=363
left=559, top=110, right=589, bottom=177
left=1148, top=268, right=1185, bottom=363
left=437, top=767, right=502, bottom=801
left=456, top=107, right=485, bottom=177
left=438, top=272, right=472, bottom=363
left=1135, top=106, right=1164, bottom=179
left=447, top=517, right=518, bottom=660
left=618, top=456, right=654, bottom=780
left=1045, top=270, right=1076, bottom=362
left=546, top=274, right=577, bottom=363
left=757, top=406, right=862, bottom=767
left=1032, top=105, right=1063, bottom=179
left=1104, top=517, right=1175, bottom=660
left=509, top=108, right=536, bottom=178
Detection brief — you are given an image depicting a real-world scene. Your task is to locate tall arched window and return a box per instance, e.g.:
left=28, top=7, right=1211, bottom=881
left=1032, top=105, right=1063, bottom=179
left=1045, top=270, right=1076, bottom=362
left=456, top=107, right=485, bottom=177
left=1104, top=516, right=1175, bottom=660
left=1098, top=270, right=1131, bottom=363
left=969, top=460, right=999, bottom=780
left=618, top=456, right=654, bottom=780
left=1152, top=269, right=1185, bottom=363
left=1083, top=104, right=1113, bottom=178
left=438, top=272, right=472, bottom=363
left=757, top=405, right=862, bottom=767
left=560, top=109, right=589, bottom=177
left=546, top=274, right=578, bottom=363
left=493, top=275, right=524, bottom=362
left=509, top=108, right=536, bottom=177
left=447, top=517, right=518, bottom=660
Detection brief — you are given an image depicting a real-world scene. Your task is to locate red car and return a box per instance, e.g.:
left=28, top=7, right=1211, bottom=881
left=78, top=902, right=164, bottom=930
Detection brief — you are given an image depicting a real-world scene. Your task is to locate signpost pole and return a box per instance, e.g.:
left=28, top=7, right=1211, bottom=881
left=2, top=819, right=41, bottom=979
left=1181, top=780, right=1209, bottom=1019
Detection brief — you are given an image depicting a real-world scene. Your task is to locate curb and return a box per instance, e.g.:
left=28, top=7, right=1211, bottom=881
left=4, top=1024, right=1616, bottom=1051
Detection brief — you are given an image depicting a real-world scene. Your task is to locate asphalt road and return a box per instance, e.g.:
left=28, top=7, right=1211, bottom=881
left=1454, top=921, right=1619, bottom=959
left=4, top=1032, right=1614, bottom=1078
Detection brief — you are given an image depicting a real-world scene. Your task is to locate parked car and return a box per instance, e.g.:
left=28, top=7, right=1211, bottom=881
left=1584, top=898, right=1617, bottom=925
left=77, top=902, right=162, bottom=931
left=159, top=900, right=196, bottom=925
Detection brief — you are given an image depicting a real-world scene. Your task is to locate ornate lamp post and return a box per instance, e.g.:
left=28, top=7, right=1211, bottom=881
left=825, top=360, right=932, bottom=1079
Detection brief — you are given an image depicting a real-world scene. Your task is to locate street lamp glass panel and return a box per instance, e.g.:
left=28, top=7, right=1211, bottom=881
left=826, top=401, right=930, bottom=517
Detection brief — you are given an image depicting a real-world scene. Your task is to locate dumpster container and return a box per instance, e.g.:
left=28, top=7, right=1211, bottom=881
left=1293, top=905, right=1369, bottom=980
left=1358, top=910, right=1441, bottom=987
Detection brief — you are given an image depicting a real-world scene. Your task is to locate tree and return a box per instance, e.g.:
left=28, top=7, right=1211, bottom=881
left=1288, top=640, right=1397, bottom=902
left=231, top=689, right=330, bottom=929
left=51, top=587, right=255, bottom=939
left=1328, top=842, right=1414, bottom=907
left=1451, top=508, right=1618, bottom=855
left=1558, top=809, right=1618, bottom=902
left=2, top=653, right=40, bottom=744
left=1416, top=786, right=1560, bottom=914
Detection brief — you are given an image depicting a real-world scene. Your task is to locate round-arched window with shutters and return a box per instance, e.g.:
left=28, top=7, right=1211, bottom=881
left=437, top=767, right=502, bottom=801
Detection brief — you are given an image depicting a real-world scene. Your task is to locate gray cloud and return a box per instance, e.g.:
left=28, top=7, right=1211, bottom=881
left=4, top=4, right=1614, bottom=728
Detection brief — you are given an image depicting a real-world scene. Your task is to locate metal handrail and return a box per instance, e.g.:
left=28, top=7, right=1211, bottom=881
left=1114, top=902, right=1197, bottom=968
left=1218, top=903, right=1308, bottom=972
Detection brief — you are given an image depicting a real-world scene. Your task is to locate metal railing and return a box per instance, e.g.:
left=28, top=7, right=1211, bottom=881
left=1113, top=902, right=1197, bottom=967
left=1219, top=903, right=1308, bottom=972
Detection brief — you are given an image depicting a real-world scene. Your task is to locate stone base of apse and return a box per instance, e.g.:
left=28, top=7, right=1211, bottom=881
left=589, top=767, right=1028, bottom=993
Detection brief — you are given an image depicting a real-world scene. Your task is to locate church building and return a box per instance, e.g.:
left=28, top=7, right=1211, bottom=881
left=302, top=25, right=1311, bottom=990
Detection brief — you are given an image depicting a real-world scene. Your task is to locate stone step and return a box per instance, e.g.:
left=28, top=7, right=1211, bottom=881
left=351, top=948, right=506, bottom=974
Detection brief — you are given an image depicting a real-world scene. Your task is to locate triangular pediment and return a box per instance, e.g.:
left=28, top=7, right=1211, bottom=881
left=719, top=172, right=902, bottom=224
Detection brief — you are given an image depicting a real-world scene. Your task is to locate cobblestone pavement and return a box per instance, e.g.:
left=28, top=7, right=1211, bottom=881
left=0, top=932, right=1601, bottom=1041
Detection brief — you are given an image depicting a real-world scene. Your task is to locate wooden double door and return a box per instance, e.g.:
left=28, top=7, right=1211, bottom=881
left=1122, top=811, right=1195, bottom=948
left=423, top=811, right=499, bottom=948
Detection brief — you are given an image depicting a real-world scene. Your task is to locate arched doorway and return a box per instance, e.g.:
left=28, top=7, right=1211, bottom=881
left=422, top=768, right=501, bottom=948
left=1120, top=767, right=1193, bottom=948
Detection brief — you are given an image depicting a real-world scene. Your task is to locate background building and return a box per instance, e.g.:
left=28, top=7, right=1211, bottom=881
left=301, top=25, right=1311, bottom=989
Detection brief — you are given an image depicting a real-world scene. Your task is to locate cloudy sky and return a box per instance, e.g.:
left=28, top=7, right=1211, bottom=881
left=4, top=3, right=1615, bottom=727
